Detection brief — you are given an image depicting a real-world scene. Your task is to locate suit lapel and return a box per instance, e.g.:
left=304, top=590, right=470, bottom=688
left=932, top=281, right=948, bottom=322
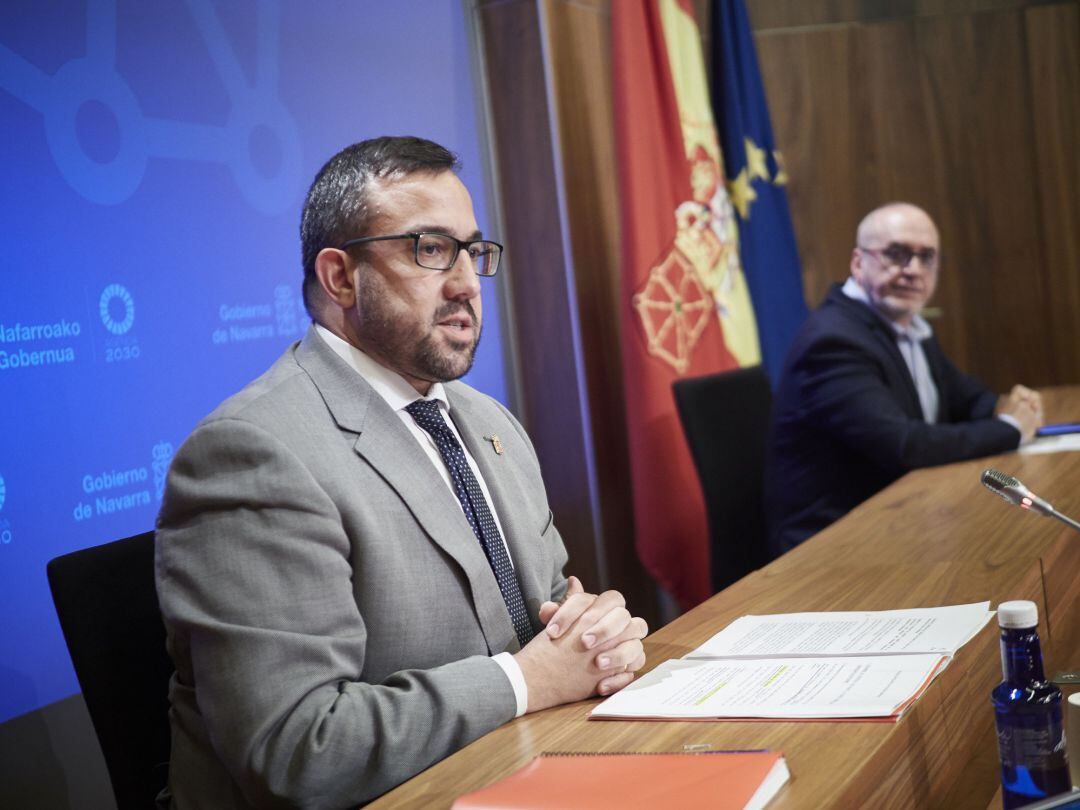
left=294, top=328, right=518, bottom=653
left=870, top=324, right=923, bottom=417
left=832, top=289, right=923, bottom=419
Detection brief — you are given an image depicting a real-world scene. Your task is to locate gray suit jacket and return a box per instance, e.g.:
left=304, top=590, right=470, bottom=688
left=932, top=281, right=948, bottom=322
left=155, top=327, right=569, bottom=809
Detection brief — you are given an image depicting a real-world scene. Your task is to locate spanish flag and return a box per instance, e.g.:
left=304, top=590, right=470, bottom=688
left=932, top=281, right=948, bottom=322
left=613, top=0, right=760, bottom=608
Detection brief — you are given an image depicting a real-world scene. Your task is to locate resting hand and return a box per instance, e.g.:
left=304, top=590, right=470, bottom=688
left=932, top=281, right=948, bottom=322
left=997, top=385, right=1044, bottom=442
left=589, top=618, right=649, bottom=697
left=540, top=575, right=620, bottom=645
left=514, top=608, right=647, bottom=713
left=537, top=575, right=585, bottom=629
left=522, top=576, right=648, bottom=711
left=997, top=384, right=1043, bottom=418
left=540, top=576, right=646, bottom=652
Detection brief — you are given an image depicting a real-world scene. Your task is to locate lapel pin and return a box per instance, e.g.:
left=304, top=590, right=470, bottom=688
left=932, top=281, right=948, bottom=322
left=484, top=435, right=504, bottom=455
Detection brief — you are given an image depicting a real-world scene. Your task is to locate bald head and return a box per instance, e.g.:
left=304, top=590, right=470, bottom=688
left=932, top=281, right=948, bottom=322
left=850, top=202, right=940, bottom=327
left=856, top=203, right=938, bottom=249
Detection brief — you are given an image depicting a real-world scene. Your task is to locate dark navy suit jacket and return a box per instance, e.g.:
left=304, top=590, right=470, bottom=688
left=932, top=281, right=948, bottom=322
left=765, top=284, right=1020, bottom=555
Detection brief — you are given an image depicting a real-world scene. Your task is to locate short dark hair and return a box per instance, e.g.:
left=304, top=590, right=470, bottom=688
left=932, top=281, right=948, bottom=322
left=299, top=136, right=460, bottom=314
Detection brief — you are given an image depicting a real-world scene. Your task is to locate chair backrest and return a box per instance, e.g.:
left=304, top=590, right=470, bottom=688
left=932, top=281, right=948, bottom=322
left=47, top=531, right=171, bottom=810
left=673, top=366, right=773, bottom=593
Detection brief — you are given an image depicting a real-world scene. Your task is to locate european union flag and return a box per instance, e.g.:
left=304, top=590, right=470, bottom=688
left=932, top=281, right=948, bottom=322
left=710, top=0, right=807, bottom=386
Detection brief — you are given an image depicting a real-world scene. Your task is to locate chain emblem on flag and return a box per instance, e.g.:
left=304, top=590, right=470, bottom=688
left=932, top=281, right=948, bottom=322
left=632, top=146, right=746, bottom=374
left=632, top=240, right=713, bottom=375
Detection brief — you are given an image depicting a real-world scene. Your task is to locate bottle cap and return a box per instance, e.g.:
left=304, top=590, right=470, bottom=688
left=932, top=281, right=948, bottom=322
left=997, top=600, right=1039, bottom=629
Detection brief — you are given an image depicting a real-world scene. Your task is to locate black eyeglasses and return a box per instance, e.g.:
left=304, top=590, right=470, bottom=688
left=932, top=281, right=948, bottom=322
left=338, top=232, right=502, bottom=276
left=858, top=243, right=939, bottom=271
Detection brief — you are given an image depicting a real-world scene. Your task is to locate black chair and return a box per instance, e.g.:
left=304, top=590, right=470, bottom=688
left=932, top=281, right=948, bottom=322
left=673, top=365, right=773, bottom=593
left=47, top=531, right=172, bottom=810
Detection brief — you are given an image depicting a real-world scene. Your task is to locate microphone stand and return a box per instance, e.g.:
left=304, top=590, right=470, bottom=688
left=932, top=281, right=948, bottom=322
left=1045, top=509, right=1080, bottom=534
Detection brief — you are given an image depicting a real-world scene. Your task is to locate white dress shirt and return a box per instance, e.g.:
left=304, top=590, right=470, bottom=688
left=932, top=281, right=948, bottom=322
left=314, top=325, right=528, bottom=716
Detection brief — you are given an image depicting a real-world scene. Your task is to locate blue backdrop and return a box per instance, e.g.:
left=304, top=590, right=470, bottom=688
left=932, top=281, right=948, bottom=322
left=0, top=0, right=507, bottom=724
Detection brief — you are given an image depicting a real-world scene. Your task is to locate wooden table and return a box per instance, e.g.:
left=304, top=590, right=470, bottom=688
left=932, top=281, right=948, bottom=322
left=370, top=387, right=1080, bottom=809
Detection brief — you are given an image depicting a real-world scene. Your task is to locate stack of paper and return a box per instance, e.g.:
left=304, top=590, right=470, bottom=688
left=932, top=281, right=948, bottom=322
left=591, top=602, right=994, bottom=722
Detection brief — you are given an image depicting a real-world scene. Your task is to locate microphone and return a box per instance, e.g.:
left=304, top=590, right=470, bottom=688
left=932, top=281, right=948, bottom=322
left=981, top=469, right=1054, bottom=515
left=981, top=468, right=1080, bottom=532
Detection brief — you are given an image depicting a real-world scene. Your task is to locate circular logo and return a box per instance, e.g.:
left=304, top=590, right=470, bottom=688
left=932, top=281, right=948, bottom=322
left=0, top=475, right=6, bottom=512
left=100, top=284, right=135, bottom=335
left=44, top=59, right=148, bottom=205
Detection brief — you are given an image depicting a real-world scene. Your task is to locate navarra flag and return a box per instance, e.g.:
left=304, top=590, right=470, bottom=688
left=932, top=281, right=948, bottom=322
left=710, top=0, right=807, bottom=384
left=612, top=0, right=760, bottom=609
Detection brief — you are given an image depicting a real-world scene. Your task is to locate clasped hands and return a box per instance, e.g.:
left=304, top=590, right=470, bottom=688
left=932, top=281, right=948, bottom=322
left=514, top=576, right=648, bottom=713
left=996, top=384, right=1043, bottom=442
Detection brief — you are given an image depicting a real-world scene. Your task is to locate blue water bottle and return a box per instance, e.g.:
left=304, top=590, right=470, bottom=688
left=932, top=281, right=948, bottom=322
left=992, top=600, right=1070, bottom=808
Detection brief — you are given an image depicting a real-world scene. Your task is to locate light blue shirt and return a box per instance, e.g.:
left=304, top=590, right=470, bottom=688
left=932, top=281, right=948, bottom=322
left=842, top=278, right=938, bottom=423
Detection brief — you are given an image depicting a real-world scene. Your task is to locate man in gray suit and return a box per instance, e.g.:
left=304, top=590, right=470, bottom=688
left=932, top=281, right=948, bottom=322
left=156, top=137, right=648, bottom=809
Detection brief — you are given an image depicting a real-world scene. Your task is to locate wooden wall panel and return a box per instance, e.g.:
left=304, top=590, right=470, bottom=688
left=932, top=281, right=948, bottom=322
left=874, top=11, right=1049, bottom=379
left=474, top=0, right=604, bottom=593
left=1025, top=3, right=1080, bottom=383
left=751, top=0, right=1079, bottom=389
left=474, top=0, right=661, bottom=623
left=749, top=0, right=1046, bottom=30
left=754, top=27, right=858, bottom=309
left=476, top=0, right=1078, bottom=618
left=540, top=0, right=658, bottom=605
left=929, top=11, right=1050, bottom=380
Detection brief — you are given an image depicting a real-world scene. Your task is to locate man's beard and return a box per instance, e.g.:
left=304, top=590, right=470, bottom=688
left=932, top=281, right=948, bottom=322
left=357, top=271, right=481, bottom=384
left=413, top=300, right=482, bottom=382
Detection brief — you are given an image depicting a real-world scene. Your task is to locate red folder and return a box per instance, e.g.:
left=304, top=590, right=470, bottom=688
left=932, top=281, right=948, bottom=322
left=451, top=750, right=789, bottom=810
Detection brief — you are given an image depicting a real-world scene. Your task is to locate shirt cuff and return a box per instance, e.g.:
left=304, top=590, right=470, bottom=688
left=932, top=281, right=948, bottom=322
left=492, top=652, right=528, bottom=718
left=996, top=413, right=1025, bottom=444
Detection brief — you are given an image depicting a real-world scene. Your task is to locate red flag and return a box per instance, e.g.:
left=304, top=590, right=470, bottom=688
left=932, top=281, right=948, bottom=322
left=612, top=0, right=761, bottom=608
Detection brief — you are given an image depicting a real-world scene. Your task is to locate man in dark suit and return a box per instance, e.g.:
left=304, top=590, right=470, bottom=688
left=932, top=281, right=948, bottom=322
left=764, top=202, right=1042, bottom=555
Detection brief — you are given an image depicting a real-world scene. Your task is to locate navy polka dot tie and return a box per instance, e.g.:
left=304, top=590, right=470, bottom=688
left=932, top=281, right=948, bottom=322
left=405, top=399, right=534, bottom=648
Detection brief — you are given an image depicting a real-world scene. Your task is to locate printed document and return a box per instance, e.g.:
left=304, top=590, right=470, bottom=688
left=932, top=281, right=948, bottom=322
left=591, top=602, right=993, bottom=721
left=687, top=601, right=993, bottom=659
left=1020, top=433, right=1080, bottom=455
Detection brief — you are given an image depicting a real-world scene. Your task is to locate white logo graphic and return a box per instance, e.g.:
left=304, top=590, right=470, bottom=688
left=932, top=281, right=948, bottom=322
left=275, top=285, right=299, bottom=336
left=152, top=441, right=174, bottom=500
left=0, top=474, right=6, bottom=512
left=0, top=0, right=300, bottom=212
left=100, top=284, right=135, bottom=335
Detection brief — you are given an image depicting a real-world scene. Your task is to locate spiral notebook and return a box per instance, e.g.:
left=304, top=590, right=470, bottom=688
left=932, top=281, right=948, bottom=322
left=451, top=750, right=789, bottom=810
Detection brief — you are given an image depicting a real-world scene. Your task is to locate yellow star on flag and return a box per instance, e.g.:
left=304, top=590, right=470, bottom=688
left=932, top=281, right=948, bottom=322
left=727, top=168, right=757, bottom=220
left=772, top=150, right=789, bottom=185
left=745, top=137, right=769, bottom=182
